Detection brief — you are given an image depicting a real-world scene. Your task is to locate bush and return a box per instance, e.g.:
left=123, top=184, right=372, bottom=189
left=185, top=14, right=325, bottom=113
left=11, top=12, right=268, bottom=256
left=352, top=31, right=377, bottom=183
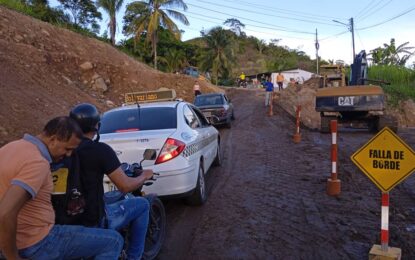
left=367, top=65, right=415, bottom=106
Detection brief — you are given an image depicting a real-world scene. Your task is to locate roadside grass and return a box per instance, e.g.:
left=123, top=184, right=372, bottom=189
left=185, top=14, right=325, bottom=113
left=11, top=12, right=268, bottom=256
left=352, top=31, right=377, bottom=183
left=0, top=0, right=35, bottom=16
left=368, top=65, right=415, bottom=107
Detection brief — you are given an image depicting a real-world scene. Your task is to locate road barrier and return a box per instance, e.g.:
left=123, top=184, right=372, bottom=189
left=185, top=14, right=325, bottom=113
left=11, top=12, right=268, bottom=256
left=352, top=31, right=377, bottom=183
left=293, top=105, right=301, bottom=143
left=368, top=192, right=401, bottom=259
left=327, top=120, right=341, bottom=196
left=381, top=192, right=389, bottom=251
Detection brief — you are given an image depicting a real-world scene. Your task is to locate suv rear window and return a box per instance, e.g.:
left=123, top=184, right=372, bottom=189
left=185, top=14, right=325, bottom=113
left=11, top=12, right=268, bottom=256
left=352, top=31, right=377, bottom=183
left=100, top=107, right=177, bottom=134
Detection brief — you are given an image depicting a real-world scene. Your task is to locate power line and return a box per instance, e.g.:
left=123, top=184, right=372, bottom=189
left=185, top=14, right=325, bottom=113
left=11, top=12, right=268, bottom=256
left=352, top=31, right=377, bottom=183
left=357, top=5, right=415, bottom=30
left=358, top=0, right=394, bottom=22
left=184, top=11, right=314, bottom=35
left=355, top=0, right=379, bottom=19
left=184, top=13, right=313, bottom=40
left=356, top=30, right=366, bottom=50
left=221, top=0, right=346, bottom=20
left=184, top=4, right=315, bottom=35
left=187, top=0, right=343, bottom=28
left=320, top=30, right=349, bottom=41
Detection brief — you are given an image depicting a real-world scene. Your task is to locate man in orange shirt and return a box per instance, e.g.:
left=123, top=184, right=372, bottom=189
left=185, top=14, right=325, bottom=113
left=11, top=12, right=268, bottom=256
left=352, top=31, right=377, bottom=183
left=0, top=116, right=123, bottom=260
left=276, top=72, right=285, bottom=91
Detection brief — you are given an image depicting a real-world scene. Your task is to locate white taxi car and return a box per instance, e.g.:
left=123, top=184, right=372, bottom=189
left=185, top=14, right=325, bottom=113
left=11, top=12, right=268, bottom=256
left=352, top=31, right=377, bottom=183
left=99, top=97, right=221, bottom=205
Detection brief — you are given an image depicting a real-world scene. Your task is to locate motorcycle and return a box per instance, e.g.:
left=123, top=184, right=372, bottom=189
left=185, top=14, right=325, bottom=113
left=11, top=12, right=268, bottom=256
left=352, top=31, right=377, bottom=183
left=237, top=78, right=247, bottom=88
left=103, top=149, right=166, bottom=260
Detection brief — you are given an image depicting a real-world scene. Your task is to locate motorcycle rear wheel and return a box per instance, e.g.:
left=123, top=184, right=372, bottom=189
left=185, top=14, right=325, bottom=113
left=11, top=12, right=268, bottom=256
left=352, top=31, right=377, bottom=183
left=142, top=195, right=166, bottom=260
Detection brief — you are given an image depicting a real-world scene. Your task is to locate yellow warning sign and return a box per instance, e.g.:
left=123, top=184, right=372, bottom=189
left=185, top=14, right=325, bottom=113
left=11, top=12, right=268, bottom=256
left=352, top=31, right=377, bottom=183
left=351, top=127, right=415, bottom=192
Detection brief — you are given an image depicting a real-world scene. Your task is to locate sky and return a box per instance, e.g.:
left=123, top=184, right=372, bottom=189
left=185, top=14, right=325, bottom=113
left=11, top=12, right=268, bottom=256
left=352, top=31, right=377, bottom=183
left=51, top=0, right=415, bottom=65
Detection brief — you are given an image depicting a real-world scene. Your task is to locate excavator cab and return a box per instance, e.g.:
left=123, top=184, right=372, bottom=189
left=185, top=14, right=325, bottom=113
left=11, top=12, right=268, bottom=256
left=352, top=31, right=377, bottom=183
left=315, top=50, right=398, bottom=133
left=349, top=50, right=368, bottom=86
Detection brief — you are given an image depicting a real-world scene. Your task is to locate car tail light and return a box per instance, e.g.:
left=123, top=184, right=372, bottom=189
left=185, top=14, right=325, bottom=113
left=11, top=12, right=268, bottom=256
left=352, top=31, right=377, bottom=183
left=155, top=138, right=186, bottom=164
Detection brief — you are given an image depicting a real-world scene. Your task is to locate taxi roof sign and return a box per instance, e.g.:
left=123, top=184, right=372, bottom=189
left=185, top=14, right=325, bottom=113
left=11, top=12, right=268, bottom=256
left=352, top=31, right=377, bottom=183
left=351, top=127, right=415, bottom=192
left=124, top=89, right=176, bottom=104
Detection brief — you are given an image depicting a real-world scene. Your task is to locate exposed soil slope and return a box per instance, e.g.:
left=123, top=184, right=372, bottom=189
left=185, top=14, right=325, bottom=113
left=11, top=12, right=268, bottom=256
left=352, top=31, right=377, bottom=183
left=0, top=6, right=220, bottom=145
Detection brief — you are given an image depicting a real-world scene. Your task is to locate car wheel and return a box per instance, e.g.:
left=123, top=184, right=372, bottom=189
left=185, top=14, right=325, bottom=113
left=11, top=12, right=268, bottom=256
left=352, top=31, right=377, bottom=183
left=185, top=162, right=207, bottom=206
left=213, top=142, right=221, bottom=167
left=225, top=118, right=232, bottom=129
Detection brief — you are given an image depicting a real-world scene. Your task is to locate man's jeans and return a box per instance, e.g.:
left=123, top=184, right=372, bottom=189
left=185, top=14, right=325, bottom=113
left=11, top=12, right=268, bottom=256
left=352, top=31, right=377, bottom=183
left=103, top=196, right=150, bottom=260
left=265, top=91, right=273, bottom=106
left=18, top=225, right=123, bottom=260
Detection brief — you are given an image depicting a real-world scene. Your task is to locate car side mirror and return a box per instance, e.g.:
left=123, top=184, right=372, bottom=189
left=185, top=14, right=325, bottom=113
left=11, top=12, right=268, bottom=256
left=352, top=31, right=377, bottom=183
left=143, top=149, right=157, bottom=160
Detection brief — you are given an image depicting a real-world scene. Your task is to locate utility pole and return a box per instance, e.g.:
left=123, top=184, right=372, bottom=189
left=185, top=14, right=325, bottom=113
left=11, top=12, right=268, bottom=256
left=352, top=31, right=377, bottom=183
left=315, top=28, right=319, bottom=74
left=333, top=17, right=356, bottom=62
left=350, top=17, right=355, bottom=60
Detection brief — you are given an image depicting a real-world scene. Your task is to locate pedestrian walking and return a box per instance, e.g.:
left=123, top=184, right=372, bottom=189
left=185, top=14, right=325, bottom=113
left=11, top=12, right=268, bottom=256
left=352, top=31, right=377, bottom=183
left=264, top=78, right=274, bottom=106
left=277, top=72, right=284, bottom=91
left=193, top=80, right=201, bottom=96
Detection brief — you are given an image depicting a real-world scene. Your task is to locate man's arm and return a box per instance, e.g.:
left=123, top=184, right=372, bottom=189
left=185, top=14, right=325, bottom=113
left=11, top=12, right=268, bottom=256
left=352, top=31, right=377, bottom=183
left=108, top=167, right=153, bottom=193
left=0, top=185, right=31, bottom=260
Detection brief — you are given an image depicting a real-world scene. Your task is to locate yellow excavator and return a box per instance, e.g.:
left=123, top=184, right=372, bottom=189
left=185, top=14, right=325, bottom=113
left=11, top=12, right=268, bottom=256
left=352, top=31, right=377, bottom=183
left=315, top=50, right=398, bottom=133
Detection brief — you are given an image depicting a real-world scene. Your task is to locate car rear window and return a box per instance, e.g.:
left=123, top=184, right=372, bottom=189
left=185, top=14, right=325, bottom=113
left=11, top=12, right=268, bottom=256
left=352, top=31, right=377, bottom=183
left=100, top=107, right=177, bottom=134
left=194, top=95, right=224, bottom=106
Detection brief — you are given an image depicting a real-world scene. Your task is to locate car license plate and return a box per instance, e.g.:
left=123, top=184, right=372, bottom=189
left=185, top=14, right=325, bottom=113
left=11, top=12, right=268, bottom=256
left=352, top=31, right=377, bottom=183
left=204, top=112, right=211, bottom=117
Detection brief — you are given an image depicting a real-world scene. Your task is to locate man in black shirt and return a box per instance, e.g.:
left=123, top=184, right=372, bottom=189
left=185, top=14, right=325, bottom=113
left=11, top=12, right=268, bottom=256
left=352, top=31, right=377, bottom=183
left=69, top=103, right=153, bottom=260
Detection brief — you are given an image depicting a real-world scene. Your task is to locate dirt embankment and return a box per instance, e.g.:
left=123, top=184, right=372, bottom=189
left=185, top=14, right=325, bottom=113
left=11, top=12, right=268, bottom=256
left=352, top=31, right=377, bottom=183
left=0, top=6, right=221, bottom=145
left=277, top=78, right=415, bottom=130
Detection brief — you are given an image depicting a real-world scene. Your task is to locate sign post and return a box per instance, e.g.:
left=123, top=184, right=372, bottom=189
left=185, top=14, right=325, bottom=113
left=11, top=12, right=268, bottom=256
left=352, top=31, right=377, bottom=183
left=351, top=127, right=415, bottom=259
left=381, top=192, right=389, bottom=251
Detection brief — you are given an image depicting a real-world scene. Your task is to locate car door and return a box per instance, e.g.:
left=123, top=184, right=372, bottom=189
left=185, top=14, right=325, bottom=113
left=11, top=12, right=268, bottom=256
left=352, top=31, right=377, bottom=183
left=182, top=105, right=206, bottom=167
left=189, top=105, right=218, bottom=170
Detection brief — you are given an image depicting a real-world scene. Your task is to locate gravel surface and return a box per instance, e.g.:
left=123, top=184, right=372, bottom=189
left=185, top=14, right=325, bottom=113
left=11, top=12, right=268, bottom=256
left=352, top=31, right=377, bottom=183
left=158, top=88, right=415, bottom=260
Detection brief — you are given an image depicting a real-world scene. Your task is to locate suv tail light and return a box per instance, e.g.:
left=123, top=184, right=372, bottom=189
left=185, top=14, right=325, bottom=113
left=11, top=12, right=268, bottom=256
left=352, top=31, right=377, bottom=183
left=155, top=138, right=186, bottom=164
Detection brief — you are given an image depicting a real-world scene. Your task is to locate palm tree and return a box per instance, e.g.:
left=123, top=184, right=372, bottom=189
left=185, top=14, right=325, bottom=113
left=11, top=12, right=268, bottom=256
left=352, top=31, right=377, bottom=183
left=199, top=27, right=235, bottom=85
left=97, top=0, right=124, bottom=45
left=123, top=0, right=189, bottom=69
left=369, top=38, right=414, bottom=66
left=255, top=39, right=266, bottom=54
left=159, top=48, right=186, bottom=72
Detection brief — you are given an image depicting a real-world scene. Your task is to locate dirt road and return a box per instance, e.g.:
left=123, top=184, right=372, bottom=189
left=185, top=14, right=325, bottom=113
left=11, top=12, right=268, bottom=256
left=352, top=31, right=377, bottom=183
left=159, top=88, right=415, bottom=260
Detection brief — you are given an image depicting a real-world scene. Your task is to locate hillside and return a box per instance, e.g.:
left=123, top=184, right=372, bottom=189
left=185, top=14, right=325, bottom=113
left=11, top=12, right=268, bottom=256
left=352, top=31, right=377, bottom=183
left=0, top=6, right=221, bottom=145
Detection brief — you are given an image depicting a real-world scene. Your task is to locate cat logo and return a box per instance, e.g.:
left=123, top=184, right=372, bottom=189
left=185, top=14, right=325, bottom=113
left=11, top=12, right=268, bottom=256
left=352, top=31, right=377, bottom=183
left=338, top=96, right=355, bottom=106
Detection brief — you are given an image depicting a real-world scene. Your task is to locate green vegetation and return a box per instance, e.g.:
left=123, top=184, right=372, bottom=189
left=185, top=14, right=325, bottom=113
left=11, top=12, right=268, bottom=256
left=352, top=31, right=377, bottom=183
left=0, top=0, right=70, bottom=24
left=0, top=0, right=103, bottom=38
left=122, top=0, right=189, bottom=69
left=368, top=65, right=415, bottom=106
left=369, top=38, right=414, bottom=66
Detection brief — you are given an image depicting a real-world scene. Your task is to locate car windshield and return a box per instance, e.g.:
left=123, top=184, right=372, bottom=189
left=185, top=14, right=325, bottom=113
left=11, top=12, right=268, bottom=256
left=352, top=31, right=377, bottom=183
left=195, top=95, right=224, bottom=106
left=100, top=107, right=177, bottom=134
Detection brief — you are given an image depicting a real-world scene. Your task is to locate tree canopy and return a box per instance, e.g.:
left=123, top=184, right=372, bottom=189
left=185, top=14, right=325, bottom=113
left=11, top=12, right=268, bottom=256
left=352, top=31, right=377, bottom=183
left=58, top=0, right=102, bottom=32
left=122, top=0, right=189, bottom=69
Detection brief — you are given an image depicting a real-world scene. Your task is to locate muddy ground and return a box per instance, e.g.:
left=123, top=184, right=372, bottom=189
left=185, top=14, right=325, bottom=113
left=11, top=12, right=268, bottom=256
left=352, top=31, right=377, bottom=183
left=158, top=88, right=415, bottom=260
